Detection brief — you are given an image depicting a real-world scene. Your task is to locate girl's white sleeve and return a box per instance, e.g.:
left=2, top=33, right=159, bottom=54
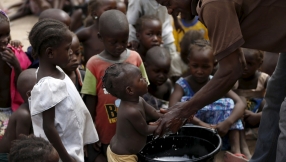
left=30, top=77, right=68, bottom=116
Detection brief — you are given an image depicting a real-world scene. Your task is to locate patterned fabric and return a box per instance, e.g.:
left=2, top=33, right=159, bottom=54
left=142, top=93, right=168, bottom=110
left=176, top=77, right=244, bottom=130
left=0, top=108, right=12, bottom=140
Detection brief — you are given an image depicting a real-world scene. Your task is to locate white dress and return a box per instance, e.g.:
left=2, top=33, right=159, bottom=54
left=29, top=67, right=98, bottom=162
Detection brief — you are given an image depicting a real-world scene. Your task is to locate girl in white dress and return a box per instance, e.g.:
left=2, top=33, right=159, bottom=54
left=28, top=19, right=98, bottom=162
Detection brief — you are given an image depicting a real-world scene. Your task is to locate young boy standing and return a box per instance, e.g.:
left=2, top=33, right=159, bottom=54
left=81, top=10, right=149, bottom=162
left=102, top=63, right=161, bottom=162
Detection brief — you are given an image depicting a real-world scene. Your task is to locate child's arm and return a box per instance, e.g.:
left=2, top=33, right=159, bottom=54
left=142, top=98, right=162, bottom=122
left=169, top=84, right=184, bottom=107
left=43, top=107, right=76, bottom=162
left=85, top=95, right=98, bottom=121
left=1, top=47, right=21, bottom=82
left=128, top=108, right=158, bottom=136
left=15, top=107, right=31, bottom=136
left=216, top=90, right=245, bottom=136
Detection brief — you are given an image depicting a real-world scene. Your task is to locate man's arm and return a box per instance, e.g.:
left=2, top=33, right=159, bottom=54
left=154, top=49, right=245, bottom=136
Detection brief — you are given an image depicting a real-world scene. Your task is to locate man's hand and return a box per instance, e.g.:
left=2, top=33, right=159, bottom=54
left=127, top=40, right=139, bottom=51
left=151, top=102, right=196, bottom=137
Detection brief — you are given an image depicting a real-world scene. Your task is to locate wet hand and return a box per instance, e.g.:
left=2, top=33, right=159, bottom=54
left=127, top=40, right=139, bottom=51
left=10, top=40, right=23, bottom=49
left=0, top=48, right=20, bottom=68
left=151, top=102, right=195, bottom=137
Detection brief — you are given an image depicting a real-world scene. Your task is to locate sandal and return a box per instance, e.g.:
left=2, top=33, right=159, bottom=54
left=224, top=151, right=249, bottom=162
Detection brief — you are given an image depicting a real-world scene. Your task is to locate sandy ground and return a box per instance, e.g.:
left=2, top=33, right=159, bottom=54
left=3, top=0, right=38, bottom=50
left=2, top=1, right=257, bottom=162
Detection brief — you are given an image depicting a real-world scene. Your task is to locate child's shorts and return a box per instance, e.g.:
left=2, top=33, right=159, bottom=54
left=0, top=107, right=12, bottom=140
left=107, top=145, right=138, bottom=162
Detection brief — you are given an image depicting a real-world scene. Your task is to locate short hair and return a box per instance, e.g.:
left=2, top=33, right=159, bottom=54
left=39, top=9, right=71, bottom=26
left=88, top=0, right=101, bottom=14
left=135, top=15, right=161, bottom=33
left=28, top=19, right=70, bottom=59
left=180, top=30, right=204, bottom=55
left=17, top=69, right=37, bottom=101
left=145, top=46, right=170, bottom=64
left=242, top=48, right=264, bottom=62
left=188, top=39, right=212, bottom=58
left=0, top=10, right=9, bottom=23
left=99, top=10, right=129, bottom=35
left=9, top=135, right=55, bottom=162
left=102, top=63, right=136, bottom=98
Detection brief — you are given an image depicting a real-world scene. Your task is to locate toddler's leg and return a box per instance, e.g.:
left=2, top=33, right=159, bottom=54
left=251, top=53, right=286, bottom=162
left=240, top=130, right=251, bottom=159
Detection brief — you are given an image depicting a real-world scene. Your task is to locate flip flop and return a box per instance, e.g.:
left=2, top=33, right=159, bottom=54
left=224, top=151, right=249, bottom=162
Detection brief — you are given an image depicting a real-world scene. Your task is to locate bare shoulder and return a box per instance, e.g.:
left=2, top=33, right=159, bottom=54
left=76, top=27, right=92, bottom=41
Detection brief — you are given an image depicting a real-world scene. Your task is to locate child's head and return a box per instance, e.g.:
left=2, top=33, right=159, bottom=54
left=88, top=0, right=117, bottom=20
left=116, top=0, right=127, bottom=14
left=17, top=69, right=37, bottom=102
left=241, top=48, right=264, bottom=79
left=9, top=134, right=59, bottom=162
left=135, top=15, right=162, bottom=50
left=39, top=9, right=71, bottom=27
left=0, top=10, right=10, bottom=52
left=188, top=40, right=214, bottom=83
left=102, top=63, right=148, bottom=100
left=28, top=19, right=73, bottom=68
left=98, top=10, right=129, bottom=57
left=180, top=30, right=204, bottom=64
left=144, top=46, right=171, bottom=86
left=62, top=33, right=82, bottom=73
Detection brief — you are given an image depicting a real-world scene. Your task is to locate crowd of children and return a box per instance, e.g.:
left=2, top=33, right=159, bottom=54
left=0, top=0, right=278, bottom=162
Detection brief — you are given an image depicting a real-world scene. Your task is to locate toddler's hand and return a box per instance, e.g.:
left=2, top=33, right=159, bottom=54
left=10, top=40, right=23, bottom=49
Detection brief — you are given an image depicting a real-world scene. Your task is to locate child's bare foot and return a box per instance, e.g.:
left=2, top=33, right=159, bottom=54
left=224, top=151, right=249, bottom=162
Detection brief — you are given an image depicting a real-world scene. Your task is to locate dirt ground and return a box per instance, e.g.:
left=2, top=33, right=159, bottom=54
left=2, top=0, right=257, bottom=161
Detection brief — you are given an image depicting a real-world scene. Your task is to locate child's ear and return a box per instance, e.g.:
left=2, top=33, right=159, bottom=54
left=125, top=86, right=134, bottom=95
left=45, top=47, right=54, bottom=58
left=98, top=32, right=102, bottom=41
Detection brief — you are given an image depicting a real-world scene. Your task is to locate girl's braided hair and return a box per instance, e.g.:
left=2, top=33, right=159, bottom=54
left=28, top=18, right=69, bottom=59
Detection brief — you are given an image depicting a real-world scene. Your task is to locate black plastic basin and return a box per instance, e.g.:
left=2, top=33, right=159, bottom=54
left=138, top=125, right=222, bottom=162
